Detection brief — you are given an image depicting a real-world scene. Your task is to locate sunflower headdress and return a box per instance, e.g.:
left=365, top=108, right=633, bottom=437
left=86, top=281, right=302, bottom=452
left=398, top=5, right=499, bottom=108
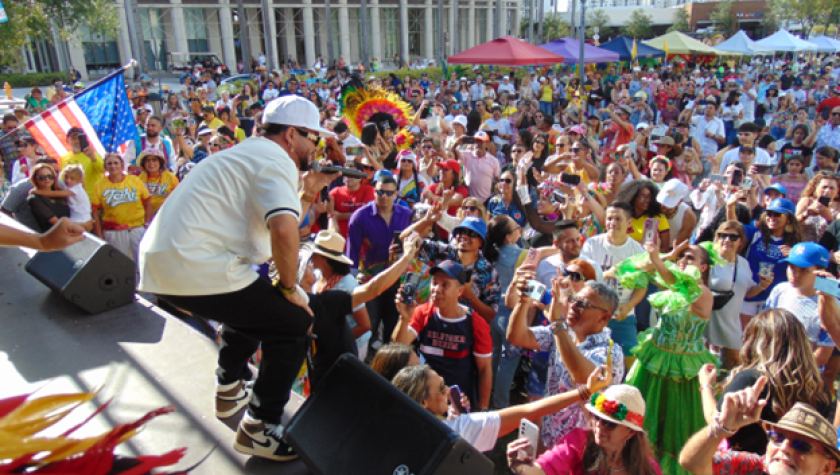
left=338, top=78, right=414, bottom=141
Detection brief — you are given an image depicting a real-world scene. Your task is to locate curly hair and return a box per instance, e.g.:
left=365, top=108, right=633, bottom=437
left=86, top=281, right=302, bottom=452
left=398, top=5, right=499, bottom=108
left=757, top=209, right=802, bottom=248
left=616, top=179, right=662, bottom=218
left=801, top=172, right=840, bottom=202
left=728, top=309, right=829, bottom=418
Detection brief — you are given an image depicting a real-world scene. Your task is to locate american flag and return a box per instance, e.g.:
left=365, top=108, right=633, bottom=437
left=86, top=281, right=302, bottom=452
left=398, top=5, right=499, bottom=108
left=24, top=72, right=137, bottom=159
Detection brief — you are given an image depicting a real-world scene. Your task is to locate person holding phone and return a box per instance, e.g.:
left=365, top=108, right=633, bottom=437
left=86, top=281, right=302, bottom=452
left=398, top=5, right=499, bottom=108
left=60, top=127, right=103, bottom=200
left=795, top=173, right=840, bottom=242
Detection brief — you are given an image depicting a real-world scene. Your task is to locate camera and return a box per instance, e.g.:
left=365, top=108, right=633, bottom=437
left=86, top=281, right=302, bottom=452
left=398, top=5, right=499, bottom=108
left=401, top=273, right=422, bottom=306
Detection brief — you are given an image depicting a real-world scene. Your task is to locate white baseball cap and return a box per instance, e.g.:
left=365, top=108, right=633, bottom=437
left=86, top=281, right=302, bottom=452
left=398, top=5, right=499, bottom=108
left=657, top=179, right=689, bottom=208
left=262, top=96, right=336, bottom=138
left=452, top=115, right=468, bottom=128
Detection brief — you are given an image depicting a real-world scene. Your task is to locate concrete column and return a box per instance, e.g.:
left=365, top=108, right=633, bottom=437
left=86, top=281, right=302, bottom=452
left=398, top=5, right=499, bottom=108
left=170, top=1, right=190, bottom=55
left=338, top=0, right=351, bottom=63
left=266, top=6, right=280, bottom=68
left=67, top=41, right=89, bottom=80
left=513, top=0, right=521, bottom=38
left=218, top=7, right=237, bottom=71
left=497, top=0, right=506, bottom=36
left=460, top=11, right=467, bottom=50
left=485, top=4, right=494, bottom=41
left=206, top=9, right=224, bottom=60
left=349, top=9, right=359, bottom=63
left=424, top=0, right=434, bottom=60
left=284, top=8, right=296, bottom=62
left=399, top=0, right=409, bottom=65
left=468, top=0, right=475, bottom=48
left=318, top=11, right=329, bottom=62
left=114, top=0, right=135, bottom=75
left=248, top=9, right=263, bottom=61
left=370, top=0, right=381, bottom=65
left=448, top=0, right=455, bottom=56
left=302, top=2, right=316, bottom=68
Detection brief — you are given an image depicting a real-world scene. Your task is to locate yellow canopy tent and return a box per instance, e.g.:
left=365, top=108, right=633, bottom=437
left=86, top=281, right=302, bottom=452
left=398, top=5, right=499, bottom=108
left=643, top=31, right=738, bottom=56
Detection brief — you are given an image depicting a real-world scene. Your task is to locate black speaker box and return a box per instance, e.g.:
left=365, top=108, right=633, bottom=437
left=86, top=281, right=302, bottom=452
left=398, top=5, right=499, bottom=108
left=25, top=234, right=136, bottom=314
left=285, top=355, right=494, bottom=475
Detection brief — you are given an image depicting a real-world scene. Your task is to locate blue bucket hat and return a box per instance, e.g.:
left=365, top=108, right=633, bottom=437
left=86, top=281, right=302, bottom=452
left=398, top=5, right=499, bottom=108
left=766, top=198, right=796, bottom=215
left=453, top=216, right=487, bottom=241
left=430, top=260, right=468, bottom=284
left=781, top=242, right=830, bottom=269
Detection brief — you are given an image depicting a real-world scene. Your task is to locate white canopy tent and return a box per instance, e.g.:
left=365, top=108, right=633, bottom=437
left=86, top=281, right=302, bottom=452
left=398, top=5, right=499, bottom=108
left=754, top=29, right=818, bottom=52
left=809, top=35, right=840, bottom=53
left=715, top=31, right=774, bottom=55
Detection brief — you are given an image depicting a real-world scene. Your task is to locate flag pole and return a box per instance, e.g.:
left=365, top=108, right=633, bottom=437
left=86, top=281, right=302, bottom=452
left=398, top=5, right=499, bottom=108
left=0, top=60, right=138, bottom=144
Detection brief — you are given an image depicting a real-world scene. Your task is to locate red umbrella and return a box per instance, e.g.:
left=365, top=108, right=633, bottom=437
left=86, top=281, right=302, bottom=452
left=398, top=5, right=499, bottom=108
left=447, top=36, right=564, bottom=66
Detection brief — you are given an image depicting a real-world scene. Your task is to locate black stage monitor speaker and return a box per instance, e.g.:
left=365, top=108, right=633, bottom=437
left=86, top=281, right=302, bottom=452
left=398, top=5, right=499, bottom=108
left=285, top=355, right=494, bottom=475
left=25, top=234, right=136, bottom=315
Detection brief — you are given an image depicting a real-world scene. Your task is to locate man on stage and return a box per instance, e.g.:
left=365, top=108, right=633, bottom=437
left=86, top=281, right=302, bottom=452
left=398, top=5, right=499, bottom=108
left=138, top=96, right=335, bottom=462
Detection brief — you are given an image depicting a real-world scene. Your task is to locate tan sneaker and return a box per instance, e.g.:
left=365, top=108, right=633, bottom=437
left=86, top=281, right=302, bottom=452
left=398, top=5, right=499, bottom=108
left=215, top=380, right=252, bottom=419
left=234, top=415, right=298, bottom=461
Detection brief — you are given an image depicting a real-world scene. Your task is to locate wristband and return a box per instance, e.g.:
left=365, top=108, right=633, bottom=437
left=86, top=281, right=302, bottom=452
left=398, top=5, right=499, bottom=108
left=699, top=384, right=715, bottom=392
left=551, top=320, right=568, bottom=334
left=276, top=282, right=296, bottom=296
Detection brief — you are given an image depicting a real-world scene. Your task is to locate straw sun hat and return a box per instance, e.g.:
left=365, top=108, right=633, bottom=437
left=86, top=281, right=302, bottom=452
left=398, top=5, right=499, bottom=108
left=585, top=384, right=647, bottom=432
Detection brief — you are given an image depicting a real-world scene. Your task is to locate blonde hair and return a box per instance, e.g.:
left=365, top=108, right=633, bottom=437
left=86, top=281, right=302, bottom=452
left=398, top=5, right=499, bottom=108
left=392, top=364, right=432, bottom=405
left=60, top=164, right=85, bottom=183
left=456, top=197, right=488, bottom=222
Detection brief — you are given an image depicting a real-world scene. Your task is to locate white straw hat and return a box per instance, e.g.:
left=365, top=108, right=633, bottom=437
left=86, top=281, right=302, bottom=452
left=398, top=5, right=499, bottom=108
left=585, top=384, right=647, bottom=432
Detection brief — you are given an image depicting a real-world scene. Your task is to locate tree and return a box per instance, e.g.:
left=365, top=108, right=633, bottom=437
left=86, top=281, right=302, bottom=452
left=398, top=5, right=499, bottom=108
left=586, top=9, right=612, bottom=38
left=765, top=0, right=838, bottom=38
left=0, top=0, right=119, bottom=69
left=667, top=8, right=691, bottom=32
left=621, top=9, right=653, bottom=39
left=710, top=0, right=738, bottom=37
left=521, top=14, right=570, bottom=41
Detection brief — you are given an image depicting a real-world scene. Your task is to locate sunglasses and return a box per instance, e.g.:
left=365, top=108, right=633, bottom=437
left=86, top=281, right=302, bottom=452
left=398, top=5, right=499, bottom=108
left=767, top=430, right=820, bottom=456
left=455, top=229, right=481, bottom=239
left=571, top=147, right=581, bottom=152
left=561, top=268, right=586, bottom=282
left=295, top=127, right=320, bottom=146
left=717, top=233, right=741, bottom=242
left=766, top=211, right=784, bottom=218
left=375, top=189, right=396, bottom=197
left=461, top=205, right=479, bottom=212
left=832, top=113, right=840, bottom=117
left=594, top=416, right=619, bottom=431
left=500, top=178, right=513, bottom=184
left=422, top=145, right=435, bottom=150
left=36, top=174, right=55, bottom=181
left=570, top=297, right=610, bottom=314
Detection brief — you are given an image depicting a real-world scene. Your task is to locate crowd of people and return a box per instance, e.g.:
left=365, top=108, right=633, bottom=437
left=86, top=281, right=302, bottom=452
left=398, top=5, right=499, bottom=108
left=6, top=53, right=840, bottom=475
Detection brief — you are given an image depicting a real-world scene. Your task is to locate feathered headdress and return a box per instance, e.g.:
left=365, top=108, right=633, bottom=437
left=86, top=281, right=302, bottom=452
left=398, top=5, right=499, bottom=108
left=338, top=78, right=413, bottom=139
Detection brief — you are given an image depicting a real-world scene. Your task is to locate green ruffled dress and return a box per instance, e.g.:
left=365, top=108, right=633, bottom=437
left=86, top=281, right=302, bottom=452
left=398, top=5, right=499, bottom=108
left=614, top=254, right=719, bottom=475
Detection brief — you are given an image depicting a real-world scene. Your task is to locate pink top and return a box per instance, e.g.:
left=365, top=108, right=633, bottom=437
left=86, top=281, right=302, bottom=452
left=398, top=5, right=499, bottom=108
left=536, top=428, right=663, bottom=475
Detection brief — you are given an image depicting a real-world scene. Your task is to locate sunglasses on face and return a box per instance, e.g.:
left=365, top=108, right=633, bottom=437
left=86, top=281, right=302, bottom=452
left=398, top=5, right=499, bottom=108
left=832, top=113, right=840, bottom=117
left=360, top=165, right=374, bottom=171
left=767, top=430, right=820, bottom=456
left=455, top=229, right=481, bottom=239
left=461, top=205, right=479, bottom=212
left=500, top=178, right=514, bottom=184
left=570, top=297, right=610, bottom=314
left=375, top=189, right=396, bottom=197
left=422, top=145, right=434, bottom=150
left=571, top=147, right=581, bottom=152
left=717, top=233, right=741, bottom=242
left=561, top=268, right=586, bottom=282
left=534, top=141, right=546, bottom=146
left=36, top=174, right=55, bottom=181
left=766, top=211, right=783, bottom=218
left=295, top=128, right=320, bottom=146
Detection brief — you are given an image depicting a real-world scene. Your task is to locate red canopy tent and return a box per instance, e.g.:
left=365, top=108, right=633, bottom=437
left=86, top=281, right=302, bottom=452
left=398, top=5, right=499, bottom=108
left=447, top=36, right=564, bottom=65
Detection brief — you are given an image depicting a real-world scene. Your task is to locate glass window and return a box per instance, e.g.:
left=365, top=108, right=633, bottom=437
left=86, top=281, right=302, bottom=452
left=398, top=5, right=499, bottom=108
left=381, top=8, right=399, bottom=60
left=408, top=8, right=423, bottom=57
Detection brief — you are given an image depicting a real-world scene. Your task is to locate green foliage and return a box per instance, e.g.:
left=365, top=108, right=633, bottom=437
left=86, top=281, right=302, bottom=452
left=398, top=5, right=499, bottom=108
left=766, top=0, right=839, bottom=37
left=520, top=14, right=570, bottom=42
left=621, top=9, right=653, bottom=39
left=369, top=66, right=535, bottom=82
left=667, top=8, right=691, bottom=33
left=710, top=1, right=738, bottom=37
left=0, top=73, right=73, bottom=88
left=0, top=0, right=120, bottom=69
left=216, top=79, right=259, bottom=97
left=586, top=9, right=613, bottom=38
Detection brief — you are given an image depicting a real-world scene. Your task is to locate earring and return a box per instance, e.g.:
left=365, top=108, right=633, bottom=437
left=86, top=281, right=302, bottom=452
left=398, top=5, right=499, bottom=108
left=785, top=223, right=793, bottom=233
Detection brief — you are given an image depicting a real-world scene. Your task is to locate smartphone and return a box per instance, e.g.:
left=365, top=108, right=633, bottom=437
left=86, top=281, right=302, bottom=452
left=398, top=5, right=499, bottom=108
left=449, top=385, right=469, bottom=414
left=561, top=173, right=581, bottom=186
left=173, top=118, right=187, bottom=128
left=730, top=169, right=743, bottom=187
left=77, top=134, right=90, bottom=151
left=524, top=247, right=539, bottom=268
left=820, top=196, right=832, bottom=206
left=518, top=419, right=540, bottom=461
left=525, top=280, right=547, bottom=301
left=241, top=94, right=250, bottom=101
left=345, top=146, right=364, bottom=156
left=822, top=107, right=832, bottom=121
left=516, top=185, right=532, bottom=206
left=740, top=178, right=754, bottom=191
left=753, top=164, right=774, bottom=175
left=815, top=276, right=840, bottom=299
left=642, top=218, right=658, bottom=246
left=316, top=165, right=368, bottom=179
left=462, top=137, right=476, bottom=145
left=392, top=230, right=404, bottom=253
left=710, top=174, right=727, bottom=184
left=401, top=272, right=422, bottom=306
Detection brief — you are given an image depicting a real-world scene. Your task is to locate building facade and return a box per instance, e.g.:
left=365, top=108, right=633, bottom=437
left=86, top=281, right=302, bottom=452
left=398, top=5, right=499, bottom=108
left=20, top=0, right=521, bottom=80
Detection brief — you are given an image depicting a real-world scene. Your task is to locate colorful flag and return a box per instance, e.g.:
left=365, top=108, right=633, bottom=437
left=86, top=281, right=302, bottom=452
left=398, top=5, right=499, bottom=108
left=663, top=41, right=669, bottom=56
left=632, top=39, right=638, bottom=61
left=24, top=72, right=136, bottom=159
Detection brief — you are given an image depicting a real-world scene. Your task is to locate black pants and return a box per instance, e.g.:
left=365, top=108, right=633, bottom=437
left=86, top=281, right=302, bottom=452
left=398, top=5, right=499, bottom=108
left=157, top=278, right=312, bottom=424
left=366, top=284, right=399, bottom=352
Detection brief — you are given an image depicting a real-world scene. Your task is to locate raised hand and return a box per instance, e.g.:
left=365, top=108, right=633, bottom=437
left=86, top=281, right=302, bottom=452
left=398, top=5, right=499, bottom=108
left=718, top=376, right=768, bottom=432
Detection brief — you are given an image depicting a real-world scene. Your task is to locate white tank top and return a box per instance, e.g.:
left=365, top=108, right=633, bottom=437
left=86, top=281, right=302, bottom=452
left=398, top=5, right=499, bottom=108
left=667, top=203, right=688, bottom=241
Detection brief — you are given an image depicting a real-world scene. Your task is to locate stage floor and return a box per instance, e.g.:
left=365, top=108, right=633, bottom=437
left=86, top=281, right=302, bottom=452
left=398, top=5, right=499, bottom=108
left=0, top=243, right=312, bottom=474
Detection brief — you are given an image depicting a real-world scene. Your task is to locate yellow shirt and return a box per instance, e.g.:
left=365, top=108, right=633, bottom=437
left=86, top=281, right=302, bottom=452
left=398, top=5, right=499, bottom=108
left=61, top=151, right=105, bottom=199
left=234, top=127, right=247, bottom=143
left=563, top=164, right=592, bottom=184
left=629, top=214, right=670, bottom=244
left=540, top=84, right=554, bottom=101
left=201, top=117, right=225, bottom=131
left=480, top=111, right=492, bottom=123
left=500, top=104, right=518, bottom=119
left=139, top=171, right=179, bottom=215
left=91, top=175, right=150, bottom=228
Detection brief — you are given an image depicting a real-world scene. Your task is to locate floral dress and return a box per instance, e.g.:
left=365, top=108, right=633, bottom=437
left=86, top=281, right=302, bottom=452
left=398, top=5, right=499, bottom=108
left=614, top=252, right=719, bottom=475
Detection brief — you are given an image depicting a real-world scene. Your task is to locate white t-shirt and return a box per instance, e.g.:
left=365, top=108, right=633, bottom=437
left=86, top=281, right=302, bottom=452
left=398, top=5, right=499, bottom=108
left=536, top=254, right=605, bottom=287
left=138, top=137, right=301, bottom=295
left=691, top=115, right=726, bottom=157
left=741, top=88, right=757, bottom=122
left=483, top=118, right=513, bottom=146
left=11, top=156, right=34, bottom=184
left=718, top=146, right=776, bottom=173
left=580, top=234, right=645, bottom=308
left=63, top=182, right=92, bottom=223
left=498, top=83, right=516, bottom=96
left=443, top=412, right=501, bottom=453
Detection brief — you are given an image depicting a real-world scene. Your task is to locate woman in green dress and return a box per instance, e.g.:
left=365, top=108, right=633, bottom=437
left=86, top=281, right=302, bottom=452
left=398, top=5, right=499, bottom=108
left=609, top=238, right=717, bottom=475
left=26, top=88, right=49, bottom=113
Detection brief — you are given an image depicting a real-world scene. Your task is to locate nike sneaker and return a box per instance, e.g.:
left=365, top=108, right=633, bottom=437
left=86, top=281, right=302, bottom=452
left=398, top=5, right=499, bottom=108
left=234, top=413, right=298, bottom=461
left=215, top=379, right=252, bottom=419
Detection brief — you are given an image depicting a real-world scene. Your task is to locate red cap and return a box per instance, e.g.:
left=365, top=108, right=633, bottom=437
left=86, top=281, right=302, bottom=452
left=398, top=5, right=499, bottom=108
left=438, top=160, right=461, bottom=173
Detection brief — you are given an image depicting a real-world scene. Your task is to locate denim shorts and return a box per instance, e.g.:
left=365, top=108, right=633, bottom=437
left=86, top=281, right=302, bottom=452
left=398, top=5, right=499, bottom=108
left=608, top=316, right=638, bottom=356
left=525, top=352, right=549, bottom=397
